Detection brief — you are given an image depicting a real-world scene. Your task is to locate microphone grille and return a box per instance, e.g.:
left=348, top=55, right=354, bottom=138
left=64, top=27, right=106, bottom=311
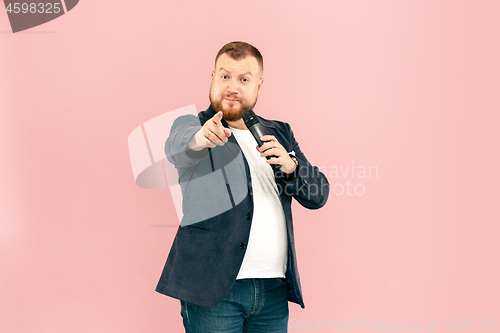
left=242, top=110, right=260, bottom=127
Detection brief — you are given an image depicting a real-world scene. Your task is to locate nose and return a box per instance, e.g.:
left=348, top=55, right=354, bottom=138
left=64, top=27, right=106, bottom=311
left=227, top=78, right=239, bottom=94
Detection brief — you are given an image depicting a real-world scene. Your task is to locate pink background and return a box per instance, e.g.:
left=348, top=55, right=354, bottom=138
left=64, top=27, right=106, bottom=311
left=1, top=0, right=499, bottom=332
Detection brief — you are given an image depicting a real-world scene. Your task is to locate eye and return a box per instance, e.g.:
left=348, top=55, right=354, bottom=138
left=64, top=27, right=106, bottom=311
left=241, top=78, right=249, bottom=83
left=221, top=75, right=229, bottom=79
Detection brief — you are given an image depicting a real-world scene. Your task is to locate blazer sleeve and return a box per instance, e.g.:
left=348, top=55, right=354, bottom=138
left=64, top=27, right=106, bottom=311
left=164, top=114, right=209, bottom=170
left=276, top=123, right=330, bottom=209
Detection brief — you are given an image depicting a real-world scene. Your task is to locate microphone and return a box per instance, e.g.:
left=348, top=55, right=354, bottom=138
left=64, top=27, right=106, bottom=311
left=242, top=110, right=281, bottom=170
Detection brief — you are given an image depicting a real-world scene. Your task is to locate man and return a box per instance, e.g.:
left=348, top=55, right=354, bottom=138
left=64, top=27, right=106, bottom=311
left=156, top=41, right=329, bottom=332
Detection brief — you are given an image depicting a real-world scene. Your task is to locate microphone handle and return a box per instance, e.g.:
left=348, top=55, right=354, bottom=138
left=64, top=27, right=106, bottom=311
left=248, top=124, right=281, bottom=170
left=248, top=123, right=266, bottom=147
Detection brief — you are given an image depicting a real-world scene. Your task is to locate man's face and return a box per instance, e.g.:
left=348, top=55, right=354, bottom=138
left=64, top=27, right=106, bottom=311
left=209, top=53, right=263, bottom=122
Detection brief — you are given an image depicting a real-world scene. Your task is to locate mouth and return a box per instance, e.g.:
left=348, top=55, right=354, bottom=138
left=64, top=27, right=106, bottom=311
left=224, top=97, right=240, bottom=103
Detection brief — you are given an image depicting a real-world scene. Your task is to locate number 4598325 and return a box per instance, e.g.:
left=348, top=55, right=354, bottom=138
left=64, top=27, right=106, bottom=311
left=6, top=3, right=61, bottom=14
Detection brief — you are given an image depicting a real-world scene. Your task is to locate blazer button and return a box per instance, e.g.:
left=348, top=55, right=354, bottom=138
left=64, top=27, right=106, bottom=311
left=239, top=243, right=246, bottom=249
left=246, top=212, right=252, bottom=220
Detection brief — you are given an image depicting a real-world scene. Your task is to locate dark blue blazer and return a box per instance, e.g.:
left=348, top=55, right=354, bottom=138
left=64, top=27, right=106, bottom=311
left=155, top=105, right=329, bottom=308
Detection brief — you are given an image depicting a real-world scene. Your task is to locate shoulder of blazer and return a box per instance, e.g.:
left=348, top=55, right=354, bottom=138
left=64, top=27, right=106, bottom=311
left=257, top=116, right=277, bottom=129
left=258, top=116, right=296, bottom=139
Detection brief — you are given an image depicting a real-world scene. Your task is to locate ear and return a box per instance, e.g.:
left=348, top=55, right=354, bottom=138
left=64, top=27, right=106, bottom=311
left=211, top=71, right=215, bottom=79
left=257, top=77, right=264, bottom=97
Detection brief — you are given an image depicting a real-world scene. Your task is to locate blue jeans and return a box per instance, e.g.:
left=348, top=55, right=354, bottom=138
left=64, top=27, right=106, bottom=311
left=180, top=278, right=289, bottom=333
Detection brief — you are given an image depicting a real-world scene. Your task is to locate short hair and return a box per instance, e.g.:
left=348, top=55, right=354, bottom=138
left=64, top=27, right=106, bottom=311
left=215, top=41, right=263, bottom=73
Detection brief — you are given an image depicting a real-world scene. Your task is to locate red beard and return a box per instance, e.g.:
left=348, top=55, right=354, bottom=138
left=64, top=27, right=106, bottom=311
left=209, top=93, right=258, bottom=122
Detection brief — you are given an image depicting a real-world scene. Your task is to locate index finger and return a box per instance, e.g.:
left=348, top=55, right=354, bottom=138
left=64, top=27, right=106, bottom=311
left=259, top=135, right=277, bottom=142
left=212, top=111, right=223, bottom=125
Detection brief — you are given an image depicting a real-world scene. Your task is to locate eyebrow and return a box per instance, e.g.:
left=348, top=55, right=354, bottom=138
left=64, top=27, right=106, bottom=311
left=218, top=68, right=253, bottom=76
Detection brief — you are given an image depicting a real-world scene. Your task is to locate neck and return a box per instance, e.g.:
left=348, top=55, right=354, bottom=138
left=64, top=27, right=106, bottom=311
left=225, top=118, right=247, bottom=130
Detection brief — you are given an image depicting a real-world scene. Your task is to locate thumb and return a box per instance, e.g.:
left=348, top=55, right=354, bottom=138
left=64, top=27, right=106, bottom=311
left=224, top=128, right=232, bottom=137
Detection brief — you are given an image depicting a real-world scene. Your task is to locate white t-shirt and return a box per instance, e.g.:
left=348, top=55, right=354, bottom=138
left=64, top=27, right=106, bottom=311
left=230, top=127, right=288, bottom=279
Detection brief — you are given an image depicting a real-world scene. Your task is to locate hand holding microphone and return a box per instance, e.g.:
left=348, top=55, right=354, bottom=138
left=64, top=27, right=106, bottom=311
left=257, top=135, right=298, bottom=174
left=242, top=110, right=298, bottom=174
